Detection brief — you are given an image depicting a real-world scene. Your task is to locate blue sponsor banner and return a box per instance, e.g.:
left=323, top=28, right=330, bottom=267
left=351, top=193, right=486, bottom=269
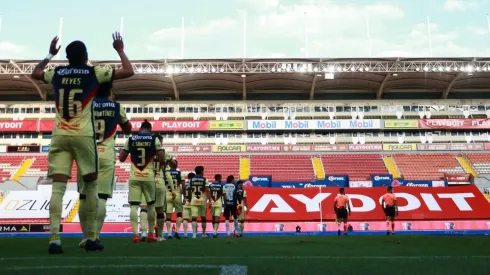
left=41, top=145, right=50, bottom=152
left=371, top=174, right=393, bottom=187
left=249, top=175, right=272, bottom=187
left=324, top=175, right=349, bottom=187
left=390, top=179, right=433, bottom=187
left=398, top=180, right=433, bottom=187
left=271, top=181, right=338, bottom=188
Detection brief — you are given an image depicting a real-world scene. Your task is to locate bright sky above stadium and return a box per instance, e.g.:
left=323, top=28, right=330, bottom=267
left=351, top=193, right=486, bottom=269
left=0, top=0, right=489, bottom=59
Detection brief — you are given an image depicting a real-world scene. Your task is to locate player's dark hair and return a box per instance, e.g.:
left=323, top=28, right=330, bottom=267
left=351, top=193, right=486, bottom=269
left=187, top=172, right=196, bottom=180
left=195, top=166, right=204, bottom=175
left=340, top=187, right=345, bottom=194
left=140, top=119, right=152, bottom=131
left=237, top=180, right=244, bottom=186
left=215, top=174, right=222, bottom=182
left=66, top=41, right=88, bottom=66
left=226, top=175, right=235, bottom=183
left=388, top=186, right=393, bottom=192
left=97, top=82, right=112, bottom=98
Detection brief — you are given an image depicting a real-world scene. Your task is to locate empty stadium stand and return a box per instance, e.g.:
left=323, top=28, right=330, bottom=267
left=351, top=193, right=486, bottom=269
left=321, top=154, right=388, bottom=181
left=392, top=154, right=464, bottom=180
left=4, top=153, right=490, bottom=184
left=249, top=155, right=314, bottom=182
left=0, top=156, right=27, bottom=182
left=465, top=154, right=490, bottom=175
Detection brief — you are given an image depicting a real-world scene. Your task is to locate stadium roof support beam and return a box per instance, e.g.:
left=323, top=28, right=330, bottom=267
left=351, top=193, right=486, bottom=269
left=377, top=73, right=391, bottom=99
left=443, top=73, right=462, bottom=99
left=242, top=76, right=247, bottom=100
left=8, top=61, right=46, bottom=101
left=3, top=59, right=490, bottom=74
left=309, top=75, right=317, bottom=100
left=169, top=76, right=180, bottom=100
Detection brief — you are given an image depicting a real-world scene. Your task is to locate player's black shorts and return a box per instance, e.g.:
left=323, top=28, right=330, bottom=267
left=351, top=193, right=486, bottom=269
left=384, top=206, right=396, bottom=218
left=223, top=204, right=237, bottom=219
left=336, top=207, right=348, bottom=220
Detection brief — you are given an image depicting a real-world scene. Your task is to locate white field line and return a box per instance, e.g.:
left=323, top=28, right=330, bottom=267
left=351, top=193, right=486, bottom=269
left=0, top=264, right=248, bottom=275
left=0, top=255, right=489, bottom=261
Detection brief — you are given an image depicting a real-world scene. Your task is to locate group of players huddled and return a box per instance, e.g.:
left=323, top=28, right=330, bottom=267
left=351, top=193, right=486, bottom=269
left=32, top=33, right=398, bottom=254
left=32, top=33, right=248, bottom=254
left=119, top=121, right=248, bottom=244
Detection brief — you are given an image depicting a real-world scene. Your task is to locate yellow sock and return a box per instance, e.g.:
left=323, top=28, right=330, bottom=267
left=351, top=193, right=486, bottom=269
left=192, top=221, right=197, bottom=236
left=96, top=198, right=107, bottom=239
left=49, top=182, right=67, bottom=242
left=83, top=181, right=98, bottom=240
left=183, top=220, right=189, bottom=235
left=140, top=209, right=148, bottom=234
left=78, top=199, right=87, bottom=237
left=176, top=217, right=182, bottom=234
left=130, top=205, right=139, bottom=235
left=147, top=205, right=156, bottom=234
left=166, top=220, right=172, bottom=235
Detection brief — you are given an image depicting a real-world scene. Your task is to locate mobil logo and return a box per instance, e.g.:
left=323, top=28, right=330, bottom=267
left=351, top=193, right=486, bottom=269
left=350, top=120, right=375, bottom=128
left=285, top=120, right=309, bottom=129
left=316, top=120, right=342, bottom=129
left=252, top=121, right=276, bottom=129
left=374, top=176, right=391, bottom=181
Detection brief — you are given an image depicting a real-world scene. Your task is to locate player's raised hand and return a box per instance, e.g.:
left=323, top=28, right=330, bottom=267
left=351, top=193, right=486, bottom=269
left=112, top=32, right=124, bottom=52
left=49, top=36, right=61, bottom=56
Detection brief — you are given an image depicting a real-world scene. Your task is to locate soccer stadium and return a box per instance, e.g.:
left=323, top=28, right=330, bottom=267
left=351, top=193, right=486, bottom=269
left=1, top=1, right=490, bottom=274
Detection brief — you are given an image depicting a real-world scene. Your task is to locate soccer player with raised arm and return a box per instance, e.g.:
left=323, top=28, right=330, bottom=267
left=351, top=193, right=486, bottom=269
left=187, top=166, right=209, bottom=238
left=333, top=188, right=351, bottom=236
left=78, top=82, right=132, bottom=248
left=31, top=33, right=134, bottom=254
left=182, top=172, right=195, bottom=238
left=222, top=175, right=238, bottom=237
left=209, top=175, right=224, bottom=238
left=119, top=120, right=165, bottom=243
left=235, top=180, right=248, bottom=237
left=382, top=186, right=398, bottom=235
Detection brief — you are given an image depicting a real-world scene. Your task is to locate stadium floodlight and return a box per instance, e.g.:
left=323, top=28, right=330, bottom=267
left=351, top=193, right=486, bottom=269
left=466, top=65, right=474, bottom=72
left=271, top=67, right=276, bottom=72
left=423, top=66, right=429, bottom=72
left=313, top=67, right=318, bottom=72
left=445, top=67, right=451, bottom=71
left=342, top=67, right=347, bottom=72
left=189, top=67, right=194, bottom=73
left=438, top=66, right=443, bottom=72
left=220, top=68, right=224, bottom=73
left=364, top=66, right=370, bottom=71
left=211, top=67, right=216, bottom=72
left=203, top=68, right=208, bottom=73
left=350, top=67, right=356, bottom=72
left=484, top=67, right=488, bottom=71
left=476, top=66, right=481, bottom=72
left=328, top=65, right=335, bottom=73
left=415, top=67, right=420, bottom=71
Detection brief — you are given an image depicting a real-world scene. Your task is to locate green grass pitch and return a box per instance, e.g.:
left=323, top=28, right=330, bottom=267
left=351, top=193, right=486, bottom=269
left=0, top=235, right=488, bottom=275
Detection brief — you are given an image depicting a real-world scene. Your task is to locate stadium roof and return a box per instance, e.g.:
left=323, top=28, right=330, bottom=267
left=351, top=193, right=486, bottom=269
left=1, top=57, right=490, bottom=102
